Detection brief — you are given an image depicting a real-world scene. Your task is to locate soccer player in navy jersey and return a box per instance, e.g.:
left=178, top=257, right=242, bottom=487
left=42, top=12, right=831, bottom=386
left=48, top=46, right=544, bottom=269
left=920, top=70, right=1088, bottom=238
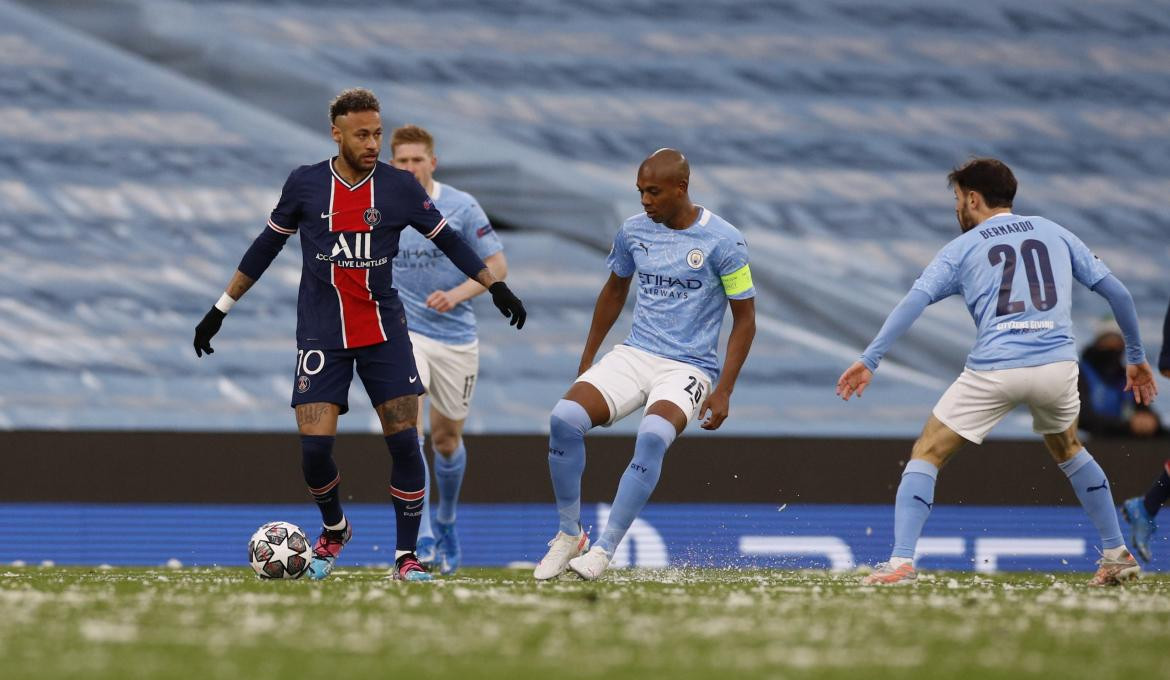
left=192, top=88, right=526, bottom=582
left=837, top=158, right=1157, bottom=586
left=533, top=149, right=756, bottom=581
left=390, top=124, right=508, bottom=574
left=1120, top=297, right=1170, bottom=562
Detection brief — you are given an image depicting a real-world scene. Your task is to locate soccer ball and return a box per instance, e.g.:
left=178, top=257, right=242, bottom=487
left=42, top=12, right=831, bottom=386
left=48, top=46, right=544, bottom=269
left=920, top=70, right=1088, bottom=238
left=248, top=521, right=311, bottom=579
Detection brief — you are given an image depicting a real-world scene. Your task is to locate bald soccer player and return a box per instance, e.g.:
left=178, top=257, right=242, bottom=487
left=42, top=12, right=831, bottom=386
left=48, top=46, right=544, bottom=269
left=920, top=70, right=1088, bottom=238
left=533, top=149, right=757, bottom=581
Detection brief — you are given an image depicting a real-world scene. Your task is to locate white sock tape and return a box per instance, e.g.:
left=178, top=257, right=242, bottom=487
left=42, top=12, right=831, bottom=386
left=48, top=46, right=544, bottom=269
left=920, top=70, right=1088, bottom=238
left=214, top=292, right=236, bottom=314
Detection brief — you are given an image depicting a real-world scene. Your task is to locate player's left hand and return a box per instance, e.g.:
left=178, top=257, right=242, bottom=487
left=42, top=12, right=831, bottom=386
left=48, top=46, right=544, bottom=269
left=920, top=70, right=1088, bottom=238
left=836, top=361, right=873, bottom=401
left=488, top=282, right=526, bottom=329
left=426, top=290, right=458, bottom=313
left=1125, top=361, right=1158, bottom=405
left=699, top=389, right=731, bottom=430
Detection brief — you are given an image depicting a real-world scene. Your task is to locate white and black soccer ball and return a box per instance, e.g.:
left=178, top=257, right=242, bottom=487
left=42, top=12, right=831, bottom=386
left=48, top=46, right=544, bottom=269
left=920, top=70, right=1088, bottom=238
left=248, top=521, right=311, bottom=580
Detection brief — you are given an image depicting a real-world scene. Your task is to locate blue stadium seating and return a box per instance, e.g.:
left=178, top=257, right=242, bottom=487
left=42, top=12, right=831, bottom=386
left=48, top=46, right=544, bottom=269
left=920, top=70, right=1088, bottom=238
left=3, top=0, right=1168, bottom=435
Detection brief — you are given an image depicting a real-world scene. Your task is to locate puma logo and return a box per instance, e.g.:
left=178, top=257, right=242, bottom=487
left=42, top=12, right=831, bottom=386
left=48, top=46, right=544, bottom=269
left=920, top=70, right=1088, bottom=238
left=1086, top=480, right=1108, bottom=492
left=913, top=495, right=933, bottom=510
left=635, top=241, right=649, bottom=255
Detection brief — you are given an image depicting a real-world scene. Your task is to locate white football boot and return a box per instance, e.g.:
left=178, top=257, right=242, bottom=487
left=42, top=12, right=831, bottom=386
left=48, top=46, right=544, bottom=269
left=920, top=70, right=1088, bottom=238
left=533, top=527, right=590, bottom=580
left=1088, top=548, right=1140, bottom=587
left=568, top=546, right=612, bottom=581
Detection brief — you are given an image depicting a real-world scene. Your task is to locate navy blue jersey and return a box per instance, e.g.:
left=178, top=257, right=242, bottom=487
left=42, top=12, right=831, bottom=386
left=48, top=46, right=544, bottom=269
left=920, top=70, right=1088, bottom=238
left=267, top=159, right=451, bottom=350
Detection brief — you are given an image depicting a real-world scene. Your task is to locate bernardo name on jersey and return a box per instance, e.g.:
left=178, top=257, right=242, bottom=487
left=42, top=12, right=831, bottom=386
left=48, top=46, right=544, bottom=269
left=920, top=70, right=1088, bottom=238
left=910, top=213, right=1111, bottom=370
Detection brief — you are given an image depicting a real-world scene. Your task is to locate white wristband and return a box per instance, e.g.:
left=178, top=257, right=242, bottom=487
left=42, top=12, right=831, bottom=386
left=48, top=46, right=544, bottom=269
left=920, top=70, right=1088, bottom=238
left=214, top=292, right=236, bottom=314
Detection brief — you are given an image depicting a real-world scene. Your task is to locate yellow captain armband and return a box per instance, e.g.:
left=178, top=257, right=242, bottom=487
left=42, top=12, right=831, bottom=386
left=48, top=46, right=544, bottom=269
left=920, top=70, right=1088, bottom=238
left=721, top=264, right=753, bottom=296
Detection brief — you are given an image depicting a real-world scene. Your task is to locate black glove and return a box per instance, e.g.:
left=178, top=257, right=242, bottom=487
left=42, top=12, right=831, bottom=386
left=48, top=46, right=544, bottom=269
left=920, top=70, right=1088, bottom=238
left=194, top=306, right=227, bottom=357
left=488, top=281, right=526, bottom=329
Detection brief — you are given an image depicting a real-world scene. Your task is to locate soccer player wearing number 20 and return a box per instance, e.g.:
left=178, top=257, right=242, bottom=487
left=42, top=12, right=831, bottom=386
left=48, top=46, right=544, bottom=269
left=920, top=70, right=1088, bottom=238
left=192, top=89, right=526, bottom=582
left=534, top=149, right=756, bottom=581
left=837, top=158, right=1158, bottom=587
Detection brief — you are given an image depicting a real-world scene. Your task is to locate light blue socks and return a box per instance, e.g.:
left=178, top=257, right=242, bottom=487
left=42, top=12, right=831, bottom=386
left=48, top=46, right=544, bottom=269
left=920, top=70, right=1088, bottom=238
left=596, top=415, right=677, bottom=555
left=434, top=441, right=467, bottom=524
left=417, top=436, right=433, bottom=540
left=1059, top=448, right=1124, bottom=549
left=892, top=459, right=938, bottom=559
left=548, top=399, right=592, bottom=535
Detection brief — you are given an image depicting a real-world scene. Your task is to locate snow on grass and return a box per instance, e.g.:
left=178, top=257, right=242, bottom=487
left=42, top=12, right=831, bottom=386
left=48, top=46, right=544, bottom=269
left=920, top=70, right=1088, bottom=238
left=0, top=567, right=1168, bottom=679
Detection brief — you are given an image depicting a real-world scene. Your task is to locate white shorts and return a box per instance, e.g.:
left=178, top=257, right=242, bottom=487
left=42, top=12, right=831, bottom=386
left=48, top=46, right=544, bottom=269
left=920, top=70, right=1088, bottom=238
left=576, top=344, right=712, bottom=426
left=932, top=361, right=1080, bottom=444
left=409, top=331, right=479, bottom=421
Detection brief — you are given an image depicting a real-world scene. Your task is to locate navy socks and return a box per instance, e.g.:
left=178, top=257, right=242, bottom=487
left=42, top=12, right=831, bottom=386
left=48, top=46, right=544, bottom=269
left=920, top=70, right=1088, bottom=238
left=385, top=429, right=426, bottom=552
left=301, top=435, right=343, bottom=527
left=1143, top=461, right=1170, bottom=518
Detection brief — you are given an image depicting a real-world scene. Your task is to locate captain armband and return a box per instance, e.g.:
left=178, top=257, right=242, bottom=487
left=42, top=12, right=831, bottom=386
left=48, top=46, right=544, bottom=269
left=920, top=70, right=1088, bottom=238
left=721, top=264, right=753, bottom=296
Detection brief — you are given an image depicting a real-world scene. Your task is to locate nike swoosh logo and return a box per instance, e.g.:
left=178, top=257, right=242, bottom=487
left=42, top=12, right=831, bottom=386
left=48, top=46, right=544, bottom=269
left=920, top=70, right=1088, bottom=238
left=321, top=211, right=339, bottom=219
left=408, top=375, right=418, bottom=383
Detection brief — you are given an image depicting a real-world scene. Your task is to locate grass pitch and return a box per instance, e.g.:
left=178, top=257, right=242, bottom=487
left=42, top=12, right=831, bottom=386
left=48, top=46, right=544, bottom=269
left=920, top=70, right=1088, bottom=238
left=1, top=567, right=1167, bottom=679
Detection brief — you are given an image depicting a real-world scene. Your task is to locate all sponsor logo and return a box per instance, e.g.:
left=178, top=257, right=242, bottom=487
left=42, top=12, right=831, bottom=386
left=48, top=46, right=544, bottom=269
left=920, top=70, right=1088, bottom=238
left=317, top=233, right=388, bottom=268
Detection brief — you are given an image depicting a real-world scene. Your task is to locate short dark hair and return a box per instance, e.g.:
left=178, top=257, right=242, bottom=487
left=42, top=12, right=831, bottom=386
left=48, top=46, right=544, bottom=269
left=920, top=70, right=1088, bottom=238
left=947, top=158, right=1016, bottom=208
left=329, top=88, right=380, bottom=122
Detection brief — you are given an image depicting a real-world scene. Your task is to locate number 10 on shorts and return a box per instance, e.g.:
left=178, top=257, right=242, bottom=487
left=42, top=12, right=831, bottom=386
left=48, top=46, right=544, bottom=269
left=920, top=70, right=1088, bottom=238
left=297, top=349, right=325, bottom=376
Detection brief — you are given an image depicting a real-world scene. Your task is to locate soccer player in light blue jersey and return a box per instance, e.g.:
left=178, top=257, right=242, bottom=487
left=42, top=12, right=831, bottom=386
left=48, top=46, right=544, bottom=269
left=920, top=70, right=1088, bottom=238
left=837, top=158, right=1158, bottom=586
left=533, top=149, right=757, bottom=581
left=390, top=125, right=508, bottom=575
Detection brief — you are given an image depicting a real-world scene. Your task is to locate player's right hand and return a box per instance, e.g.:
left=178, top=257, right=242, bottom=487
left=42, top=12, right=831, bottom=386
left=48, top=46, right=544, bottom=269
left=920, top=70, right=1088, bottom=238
left=488, top=281, right=526, bottom=329
left=835, top=361, right=872, bottom=401
left=193, top=307, right=227, bottom=357
left=1125, top=362, right=1158, bottom=405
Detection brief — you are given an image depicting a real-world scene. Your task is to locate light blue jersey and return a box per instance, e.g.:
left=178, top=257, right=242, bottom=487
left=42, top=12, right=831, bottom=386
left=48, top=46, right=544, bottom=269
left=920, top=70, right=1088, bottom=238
left=606, top=207, right=754, bottom=379
left=394, top=182, right=503, bottom=345
left=912, top=213, right=1110, bottom=370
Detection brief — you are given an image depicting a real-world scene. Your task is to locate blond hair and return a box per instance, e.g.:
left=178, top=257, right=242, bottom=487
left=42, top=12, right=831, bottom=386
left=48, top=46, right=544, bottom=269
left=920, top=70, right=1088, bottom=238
left=390, top=124, right=435, bottom=155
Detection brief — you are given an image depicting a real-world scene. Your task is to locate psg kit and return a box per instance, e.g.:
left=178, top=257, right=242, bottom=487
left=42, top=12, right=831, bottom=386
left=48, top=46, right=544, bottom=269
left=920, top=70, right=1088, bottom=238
left=237, top=159, right=494, bottom=412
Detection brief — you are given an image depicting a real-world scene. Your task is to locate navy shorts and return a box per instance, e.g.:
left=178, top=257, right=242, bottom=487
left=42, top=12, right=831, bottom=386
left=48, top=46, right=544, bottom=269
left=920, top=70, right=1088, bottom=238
left=290, top=336, right=424, bottom=415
